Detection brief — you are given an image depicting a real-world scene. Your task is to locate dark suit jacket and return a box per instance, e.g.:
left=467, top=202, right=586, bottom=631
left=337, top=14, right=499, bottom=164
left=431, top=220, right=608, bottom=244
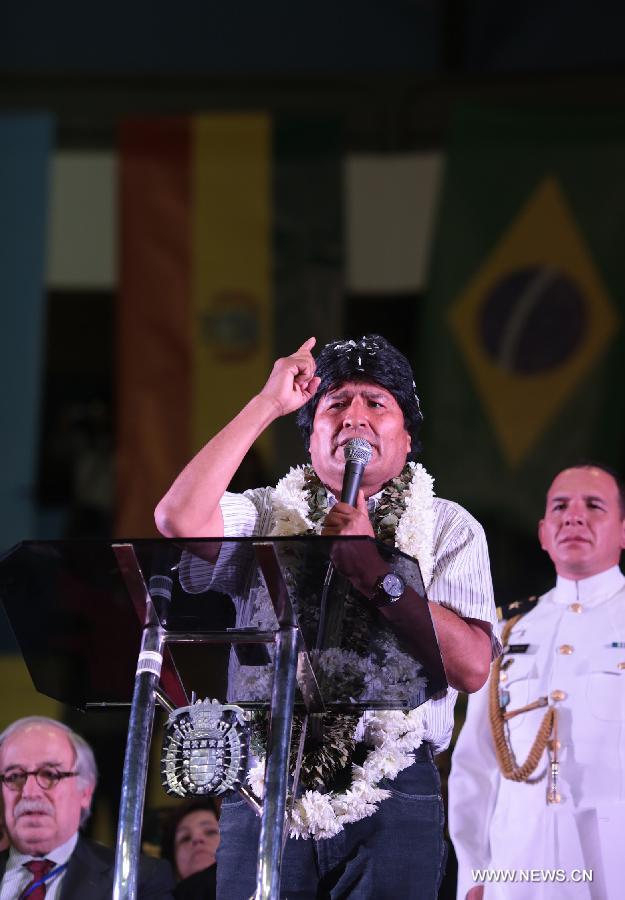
left=0, top=834, right=176, bottom=899
left=174, top=865, right=216, bottom=900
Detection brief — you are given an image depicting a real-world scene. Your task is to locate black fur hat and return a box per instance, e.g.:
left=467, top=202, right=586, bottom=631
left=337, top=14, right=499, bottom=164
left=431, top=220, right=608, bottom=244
left=296, top=334, right=423, bottom=459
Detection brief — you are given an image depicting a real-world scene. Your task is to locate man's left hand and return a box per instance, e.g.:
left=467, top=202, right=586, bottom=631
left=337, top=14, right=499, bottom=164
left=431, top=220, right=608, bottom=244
left=320, top=490, right=375, bottom=538
left=321, top=491, right=387, bottom=595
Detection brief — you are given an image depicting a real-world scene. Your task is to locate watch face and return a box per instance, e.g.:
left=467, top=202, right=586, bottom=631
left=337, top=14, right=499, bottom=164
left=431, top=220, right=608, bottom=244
left=382, top=573, right=405, bottom=599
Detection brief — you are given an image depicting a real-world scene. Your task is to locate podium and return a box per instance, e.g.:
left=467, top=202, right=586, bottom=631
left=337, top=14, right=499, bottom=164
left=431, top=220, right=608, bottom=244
left=0, top=536, right=446, bottom=899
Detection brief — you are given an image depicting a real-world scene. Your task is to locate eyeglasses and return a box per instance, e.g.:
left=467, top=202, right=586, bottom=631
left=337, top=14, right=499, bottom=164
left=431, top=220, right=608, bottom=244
left=0, top=767, right=79, bottom=792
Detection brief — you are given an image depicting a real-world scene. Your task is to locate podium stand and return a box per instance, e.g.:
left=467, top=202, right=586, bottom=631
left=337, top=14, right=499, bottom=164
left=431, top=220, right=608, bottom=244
left=0, top=536, right=446, bottom=899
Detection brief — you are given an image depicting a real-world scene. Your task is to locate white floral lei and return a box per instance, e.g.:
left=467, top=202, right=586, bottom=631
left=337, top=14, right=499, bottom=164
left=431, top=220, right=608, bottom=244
left=249, top=709, right=427, bottom=840
left=248, top=461, right=436, bottom=840
left=270, top=460, right=435, bottom=587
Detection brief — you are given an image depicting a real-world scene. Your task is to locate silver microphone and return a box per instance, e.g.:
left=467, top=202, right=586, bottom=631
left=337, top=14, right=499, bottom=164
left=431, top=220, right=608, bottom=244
left=341, top=438, right=373, bottom=506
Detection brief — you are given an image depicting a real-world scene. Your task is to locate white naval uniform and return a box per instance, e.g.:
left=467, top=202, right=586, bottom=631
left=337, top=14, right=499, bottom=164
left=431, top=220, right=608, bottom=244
left=449, top=565, right=625, bottom=899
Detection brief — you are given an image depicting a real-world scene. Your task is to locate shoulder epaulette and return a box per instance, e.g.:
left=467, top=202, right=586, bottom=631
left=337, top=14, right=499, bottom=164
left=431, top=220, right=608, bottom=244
left=496, top=594, right=539, bottom=622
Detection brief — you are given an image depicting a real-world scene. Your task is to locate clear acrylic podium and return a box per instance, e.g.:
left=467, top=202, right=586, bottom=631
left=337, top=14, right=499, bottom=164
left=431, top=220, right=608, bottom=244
left=0, top=536, right=447, bottom=899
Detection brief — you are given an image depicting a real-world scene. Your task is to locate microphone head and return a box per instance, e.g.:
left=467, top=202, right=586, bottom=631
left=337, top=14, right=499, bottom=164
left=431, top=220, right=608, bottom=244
left=343, top=437, right=372, bottom=466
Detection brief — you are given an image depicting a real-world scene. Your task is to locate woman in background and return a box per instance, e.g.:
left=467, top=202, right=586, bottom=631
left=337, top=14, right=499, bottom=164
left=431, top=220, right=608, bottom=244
left=161, top=797, right=220, bottom=900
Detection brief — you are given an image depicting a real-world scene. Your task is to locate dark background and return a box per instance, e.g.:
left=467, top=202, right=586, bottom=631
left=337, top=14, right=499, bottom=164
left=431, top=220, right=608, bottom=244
left=3, top=0, right=625, bottom=890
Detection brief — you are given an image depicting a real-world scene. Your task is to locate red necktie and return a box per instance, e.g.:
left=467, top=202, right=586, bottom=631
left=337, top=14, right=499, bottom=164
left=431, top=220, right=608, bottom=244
left=20, top=859, right=55, bottom=900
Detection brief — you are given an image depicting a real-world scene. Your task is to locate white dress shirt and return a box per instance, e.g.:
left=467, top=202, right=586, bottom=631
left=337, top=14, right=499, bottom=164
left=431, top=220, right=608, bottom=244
left=0, top=832, right=78, bottom=900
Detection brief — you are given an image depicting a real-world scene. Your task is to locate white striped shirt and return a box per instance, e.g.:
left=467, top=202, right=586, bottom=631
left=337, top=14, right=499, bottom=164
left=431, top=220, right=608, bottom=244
left=181, top=483, right=501, bottom=753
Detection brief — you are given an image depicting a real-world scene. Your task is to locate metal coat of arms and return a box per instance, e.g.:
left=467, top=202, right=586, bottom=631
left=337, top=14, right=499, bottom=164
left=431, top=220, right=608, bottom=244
left=162, top=698, right=250, bottom=797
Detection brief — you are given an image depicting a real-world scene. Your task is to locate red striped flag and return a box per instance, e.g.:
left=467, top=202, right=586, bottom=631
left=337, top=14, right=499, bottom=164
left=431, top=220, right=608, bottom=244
left=117, top=114, right=272, bottom=535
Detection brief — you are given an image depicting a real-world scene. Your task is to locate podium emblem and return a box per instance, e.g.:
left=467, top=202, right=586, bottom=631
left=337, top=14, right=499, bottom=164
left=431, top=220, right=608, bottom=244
left=162, top=698, right=250, bottom=796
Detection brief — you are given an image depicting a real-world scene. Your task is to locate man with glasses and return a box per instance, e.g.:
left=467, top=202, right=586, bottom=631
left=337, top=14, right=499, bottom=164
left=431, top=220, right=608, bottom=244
left=0, top=716, right=175, bottom=899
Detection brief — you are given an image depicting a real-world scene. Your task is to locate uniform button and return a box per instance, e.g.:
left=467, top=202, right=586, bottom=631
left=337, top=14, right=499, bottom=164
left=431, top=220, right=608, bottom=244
left=618, top=662, right=625, bottom=671
left=569, top=602, right=583, bottom=614
left=550, top=690, right=567, bottom=702
left=499, top=671, right=508, bottom=682
left=557, top=644, right=574, bottom=655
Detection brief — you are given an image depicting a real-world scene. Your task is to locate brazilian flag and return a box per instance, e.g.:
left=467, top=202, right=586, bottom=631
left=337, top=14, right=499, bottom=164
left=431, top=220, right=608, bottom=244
left=421, top=104, right=625, bottom=539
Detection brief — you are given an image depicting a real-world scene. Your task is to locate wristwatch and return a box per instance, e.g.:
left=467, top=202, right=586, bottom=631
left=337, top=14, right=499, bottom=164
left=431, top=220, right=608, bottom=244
left=370, top=572, right=405, bottom=607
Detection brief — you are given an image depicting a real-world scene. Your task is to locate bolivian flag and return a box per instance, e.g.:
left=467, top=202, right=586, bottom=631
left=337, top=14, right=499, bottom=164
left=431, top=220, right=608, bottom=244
left=117, top=115, right=272, bottom=536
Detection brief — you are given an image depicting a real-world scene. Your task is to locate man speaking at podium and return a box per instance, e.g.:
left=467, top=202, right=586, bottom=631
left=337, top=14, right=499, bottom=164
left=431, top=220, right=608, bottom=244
left=156, top=334, right=500, bottom=899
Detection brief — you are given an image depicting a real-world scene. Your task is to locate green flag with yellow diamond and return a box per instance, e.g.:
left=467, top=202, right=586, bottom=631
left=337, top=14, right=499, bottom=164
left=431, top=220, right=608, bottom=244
left=421, top=105, right=625, bottom=540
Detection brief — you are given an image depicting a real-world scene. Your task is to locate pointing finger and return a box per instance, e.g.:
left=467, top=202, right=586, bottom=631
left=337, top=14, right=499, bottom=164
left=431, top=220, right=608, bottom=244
left=297, top=336, right=316, bottom=353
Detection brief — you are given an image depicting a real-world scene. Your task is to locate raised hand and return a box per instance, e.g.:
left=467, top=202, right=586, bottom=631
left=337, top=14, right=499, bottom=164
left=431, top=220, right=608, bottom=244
left=155, top=337, right=321, bottom=539
left=258, top=337, right=321, bottom=417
